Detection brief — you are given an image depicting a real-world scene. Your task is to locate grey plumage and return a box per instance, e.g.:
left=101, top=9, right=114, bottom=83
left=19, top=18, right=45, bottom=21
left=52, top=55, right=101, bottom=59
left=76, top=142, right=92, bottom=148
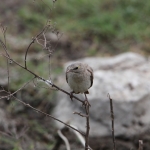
left=66, top=62, right=93, bottom=94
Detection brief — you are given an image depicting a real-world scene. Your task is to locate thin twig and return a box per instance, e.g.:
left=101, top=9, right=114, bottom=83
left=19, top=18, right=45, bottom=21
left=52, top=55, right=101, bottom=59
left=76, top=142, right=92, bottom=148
left=0, top=49, right=85, bottom=136
left=0, top=24, right=10, bottom=58
left=57, top=129, right=71, bottom=150
left=84, top=94, right=90, bottom=150
left=2, top=86, right=85, bottom=136
left=0, top=39, right=9, bottom=57
left=36, top=38, right=45, bottom=47
left=70, top=124, right=93, bottom=150
left=0, top=24, right=89, bottom=147
left=10, top=95, right=85, bottom=136
left=48, top=55, right=52, bottom=81
left=24, top=25, right=50, bottom=69
left=1, top=53, right=84, bottom=103
left=73, top=112, right=89, bottom=118
left=0, top=77, right=35, bottom=100
left=0, top=24, right=11, bottom=100
left=108, top=93, right=116, bottom=150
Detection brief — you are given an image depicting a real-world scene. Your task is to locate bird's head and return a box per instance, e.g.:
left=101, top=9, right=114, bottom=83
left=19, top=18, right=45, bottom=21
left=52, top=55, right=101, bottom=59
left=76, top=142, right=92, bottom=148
left=66, top=63, right=85, bottom=74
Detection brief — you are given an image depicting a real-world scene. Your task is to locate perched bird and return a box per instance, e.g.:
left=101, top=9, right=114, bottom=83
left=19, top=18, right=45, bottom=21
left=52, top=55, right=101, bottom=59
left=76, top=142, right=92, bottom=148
left=66, top=62, right=93, bottom=106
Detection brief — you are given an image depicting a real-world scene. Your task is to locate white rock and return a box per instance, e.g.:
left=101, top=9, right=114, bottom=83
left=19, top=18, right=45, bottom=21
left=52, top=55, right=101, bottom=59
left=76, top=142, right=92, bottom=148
left=53, top=52, right=150, bottom=137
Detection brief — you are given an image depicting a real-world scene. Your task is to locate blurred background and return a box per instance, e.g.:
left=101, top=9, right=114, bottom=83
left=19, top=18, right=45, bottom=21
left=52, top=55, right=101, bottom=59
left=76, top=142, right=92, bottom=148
left=0, top=0, right=150, bottom=149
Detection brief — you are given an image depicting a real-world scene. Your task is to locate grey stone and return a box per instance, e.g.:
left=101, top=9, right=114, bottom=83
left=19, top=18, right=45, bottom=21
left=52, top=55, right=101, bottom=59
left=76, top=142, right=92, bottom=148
left=53, top=52, right=150, bottom=137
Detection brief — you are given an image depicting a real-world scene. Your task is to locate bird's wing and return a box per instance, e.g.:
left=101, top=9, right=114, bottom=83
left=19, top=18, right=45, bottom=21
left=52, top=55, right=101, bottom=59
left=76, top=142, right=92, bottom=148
left=87, top=66, right=93, bottom=88
left=66, top=73, right=68, bottom=83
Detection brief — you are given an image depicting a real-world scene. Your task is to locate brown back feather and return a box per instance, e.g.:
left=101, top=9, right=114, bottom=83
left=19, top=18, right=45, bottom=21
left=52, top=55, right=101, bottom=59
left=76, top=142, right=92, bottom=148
left=87, top=66, right=93, bottom=88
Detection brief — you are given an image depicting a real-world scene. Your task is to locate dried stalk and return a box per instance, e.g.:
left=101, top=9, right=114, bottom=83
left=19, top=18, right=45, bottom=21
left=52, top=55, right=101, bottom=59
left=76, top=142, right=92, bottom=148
left=15, top=94, right=84, bottom=136
left=84, top=104, right=90, bottom=150
left=84, top=94, right=90, bottom=150
left=0, top=23, right=92, bottom=150
left=1, top=53, right=84, bottom=104
left=108, top=93, right=116, bottom=150
left=0, top=25, right=11, bottom=99
left=24, top=24, right=50, bottom=69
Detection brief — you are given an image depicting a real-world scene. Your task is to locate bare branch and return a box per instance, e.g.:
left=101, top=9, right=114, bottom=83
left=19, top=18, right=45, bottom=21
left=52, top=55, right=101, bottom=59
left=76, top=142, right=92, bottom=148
left=0, top=24, right=7, bottom=47
left=0, top=53, right=85, bottom=137
left=70, top=124, right=93, bottom=150
left=0, top=24, right=10, bottom=58
left=107, top=93, right=116, bottom=150
left=24, top=25, right=50, bottom=69
left=0, top=24, right=11, bottom=100
left=0, top=19, right=93, bottom=150
left=84, top=94, right=90, bottom=150
left=0, top=77, right=35, bottom=100
left=9, top=94, right=85, bottom=136
left=1, top=53, right=85, bottom=104
left=73, top=112, right=89, bottom=118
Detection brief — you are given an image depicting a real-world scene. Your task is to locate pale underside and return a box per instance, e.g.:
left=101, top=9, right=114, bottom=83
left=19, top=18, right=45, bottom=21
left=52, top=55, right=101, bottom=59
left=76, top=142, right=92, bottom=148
left=67, top=72, right=91, bottom=94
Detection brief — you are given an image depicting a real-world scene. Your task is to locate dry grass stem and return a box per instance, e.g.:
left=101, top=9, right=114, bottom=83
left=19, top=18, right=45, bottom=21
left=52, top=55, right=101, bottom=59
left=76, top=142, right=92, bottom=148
left=57, top=129, right=71, bottom=150
left=108, top=93, right=116, bottom=150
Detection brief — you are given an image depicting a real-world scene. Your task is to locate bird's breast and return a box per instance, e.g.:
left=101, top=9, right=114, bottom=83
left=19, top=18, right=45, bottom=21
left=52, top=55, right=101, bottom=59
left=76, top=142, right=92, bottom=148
left=72, top=73, right=83, bottom=83
left=67, top=72, right=91, bottom=94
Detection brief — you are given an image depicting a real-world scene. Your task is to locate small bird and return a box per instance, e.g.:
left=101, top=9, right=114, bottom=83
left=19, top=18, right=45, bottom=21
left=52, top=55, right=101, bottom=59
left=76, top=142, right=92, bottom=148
left=66, top=62, right=93, bottom=106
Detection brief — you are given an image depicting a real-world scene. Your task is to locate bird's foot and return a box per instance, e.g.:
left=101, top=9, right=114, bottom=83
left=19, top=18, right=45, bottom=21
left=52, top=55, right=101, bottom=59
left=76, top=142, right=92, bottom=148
left=82, top=99, right=91, bottom=107
left=82, top=93, right=91, bottom=107
left=70, top=92, right=74, bottom=101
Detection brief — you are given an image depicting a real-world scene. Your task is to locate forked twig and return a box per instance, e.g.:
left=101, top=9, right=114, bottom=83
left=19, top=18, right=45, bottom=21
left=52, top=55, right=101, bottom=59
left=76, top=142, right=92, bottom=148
left=11, top=94, right=85, bottom=136
left=1, top=53, right=84, bottom=103
left=0, top=77, right=35, bottom=100
left=24, top=24, right=50, bottom=69
left=0, top=22, right=92, bottom=150
left=0, top=37, right=86, bottom=138
left=1, top=84, right=85, bottom=136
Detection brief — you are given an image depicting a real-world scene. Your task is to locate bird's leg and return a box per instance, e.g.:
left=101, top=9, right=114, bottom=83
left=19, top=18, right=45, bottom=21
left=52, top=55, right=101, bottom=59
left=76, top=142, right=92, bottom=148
left=83, top=93, right=91, bottom=107
left=70, top=91, right=74, bottom=101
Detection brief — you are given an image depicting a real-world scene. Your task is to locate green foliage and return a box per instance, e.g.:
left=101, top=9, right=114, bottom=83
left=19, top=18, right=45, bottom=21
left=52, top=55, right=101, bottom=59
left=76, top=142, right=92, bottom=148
left=53, top=0, right=150, bottom=41
left=30, top=120, right=48, bottom=135
left=18, top=7, right=43, bottom=32
left=18, top=0, right=150, bottom=42
left=87, top=48, right=97, bottom=56
left=18, top=0, right=52, bottom=33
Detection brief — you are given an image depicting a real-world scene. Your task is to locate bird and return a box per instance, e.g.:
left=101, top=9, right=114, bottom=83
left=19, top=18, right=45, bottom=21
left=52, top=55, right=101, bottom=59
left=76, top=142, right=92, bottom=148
left=66, top=62, right=93, bottom=106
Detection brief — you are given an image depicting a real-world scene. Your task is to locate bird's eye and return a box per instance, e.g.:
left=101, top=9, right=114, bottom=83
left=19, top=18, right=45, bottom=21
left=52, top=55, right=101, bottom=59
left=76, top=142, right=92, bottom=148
left=73, top=67, right=78, bottom=70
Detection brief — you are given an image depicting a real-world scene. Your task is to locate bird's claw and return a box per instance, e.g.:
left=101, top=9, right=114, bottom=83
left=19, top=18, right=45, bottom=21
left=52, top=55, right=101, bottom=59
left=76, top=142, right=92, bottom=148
left=70, top=92, right=74, bottom=101
left=82, top=100, right=91, bottom=107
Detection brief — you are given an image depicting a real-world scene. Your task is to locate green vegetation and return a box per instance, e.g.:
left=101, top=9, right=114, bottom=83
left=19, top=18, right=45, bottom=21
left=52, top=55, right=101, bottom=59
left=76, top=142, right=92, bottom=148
left=2, top=0, right=149, bottom=91
left=19, top=0, right=150, bottom=42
